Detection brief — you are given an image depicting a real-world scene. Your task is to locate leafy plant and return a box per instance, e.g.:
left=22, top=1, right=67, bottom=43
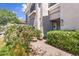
left=0, top=9, right=21, bottom=26
left=47, top=30, right=79, bottom=55
left=0, top=24, right=41, bottom=56
left=33, top=29, right=41, bottom=39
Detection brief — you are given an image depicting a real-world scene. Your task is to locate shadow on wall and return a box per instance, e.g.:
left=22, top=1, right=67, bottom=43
left=28, top=18, right=35, bottom=27
left=42, top=15, right=52, bottom=37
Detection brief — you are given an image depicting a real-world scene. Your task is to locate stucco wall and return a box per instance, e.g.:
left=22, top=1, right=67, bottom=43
left=49, top=11, right=60, bottom=20
left=41, top=3, right=52, bottom=36
left=60, top=3, right=79, bottom=30
left=49, top=5, right=60, bottom=20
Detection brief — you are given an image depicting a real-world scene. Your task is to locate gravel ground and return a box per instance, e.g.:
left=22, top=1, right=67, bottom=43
left=31, top=40, right=73, bottom=56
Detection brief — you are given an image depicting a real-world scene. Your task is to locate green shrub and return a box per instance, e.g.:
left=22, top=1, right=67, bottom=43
left=47, top=30, right=79, bottom=55
left=0, top=24, right=41, bottom=56
left=33, top=29, right=41, bottom=39
left=0, top=45, right=10, bottom=56
left=0, top=26, right=5, bottom=32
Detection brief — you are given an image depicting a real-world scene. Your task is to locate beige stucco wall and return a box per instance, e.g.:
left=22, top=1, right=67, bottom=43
left=26, top=3, right=79, bottom=36
left=41, top=3, right=52, bottom=36
left=49, top=12, right=60, bottom=20
left=49, top=4, right=60, bottom=20
left=49, top=3, right=79, bottom=30
left=60, top=3, right=79, bottom=30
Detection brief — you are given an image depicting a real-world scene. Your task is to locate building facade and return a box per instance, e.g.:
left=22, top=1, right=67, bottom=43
left=25, top=3, right=79, bottom=37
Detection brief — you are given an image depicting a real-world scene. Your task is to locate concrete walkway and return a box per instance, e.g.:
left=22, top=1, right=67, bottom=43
left=31, top=40, right=73, bottom=56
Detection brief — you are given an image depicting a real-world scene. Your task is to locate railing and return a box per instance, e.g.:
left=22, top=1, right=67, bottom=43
left=48, top=3, right=60, bottom=12
left=28, top=10, right=36, bottom=17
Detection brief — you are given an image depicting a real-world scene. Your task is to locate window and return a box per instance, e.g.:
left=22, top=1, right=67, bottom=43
left=30, top=3, right=35, bottom=13
left=51, top=18, right=60, bottom=30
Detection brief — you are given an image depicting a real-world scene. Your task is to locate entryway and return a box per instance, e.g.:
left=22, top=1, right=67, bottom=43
left=51, top=18, right=60, bottom=30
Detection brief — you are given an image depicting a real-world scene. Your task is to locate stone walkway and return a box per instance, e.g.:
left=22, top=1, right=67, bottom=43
left=31, top=40, right=73, bottom=56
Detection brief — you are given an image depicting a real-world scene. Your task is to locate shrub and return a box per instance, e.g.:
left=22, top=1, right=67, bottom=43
left=47, top=30, right=79, bottom=55
left=0, top=26, right=5, bottom=32
left=0, top=24, right=41, bottom=56
left=33, top=29, right=41, bottom=39
left=0, top=45, right=10, bottom=56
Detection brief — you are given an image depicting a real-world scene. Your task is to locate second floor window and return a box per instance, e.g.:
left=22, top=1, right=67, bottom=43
left=30, top=3, right=35, bottom=13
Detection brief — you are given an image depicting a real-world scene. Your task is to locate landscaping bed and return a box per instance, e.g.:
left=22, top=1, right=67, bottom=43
left=47, top=30, right=79, bottom=55
left=0, top=24, right=41, bottom=56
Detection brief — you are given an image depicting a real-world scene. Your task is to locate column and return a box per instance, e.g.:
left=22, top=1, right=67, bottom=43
left=41, top=3, right=51, bottom=37
left=35, top=3, right=41, bottom=30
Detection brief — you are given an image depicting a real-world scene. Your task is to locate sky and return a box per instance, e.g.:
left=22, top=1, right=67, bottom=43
left=0, top=3, right=26, bottom=21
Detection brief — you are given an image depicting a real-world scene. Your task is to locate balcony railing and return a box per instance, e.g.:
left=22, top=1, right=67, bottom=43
left=49, top=3, right=56, bottom=7
left=48, top=3, right=60, bottom=12
left=28, top=10, right=36, bottom=17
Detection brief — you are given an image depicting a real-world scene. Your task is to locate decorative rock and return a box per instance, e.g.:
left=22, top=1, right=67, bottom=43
left=32, top=37, right=37, bottom=42
left=38, top=38, right=43, bottom=40
left=31, top=46, right=47, bottom=56
left=29, top=45, right=32, bottom=49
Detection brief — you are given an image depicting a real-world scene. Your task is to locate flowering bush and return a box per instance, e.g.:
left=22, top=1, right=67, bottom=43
left=0, top=24, right=41, bottom=56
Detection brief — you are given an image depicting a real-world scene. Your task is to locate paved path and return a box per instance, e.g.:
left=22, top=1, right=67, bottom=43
left=31, top=40, right=73, bottom=56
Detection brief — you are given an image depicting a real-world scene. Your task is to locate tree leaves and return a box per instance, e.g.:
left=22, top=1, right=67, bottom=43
left=0, top=9, right=21, bottom=26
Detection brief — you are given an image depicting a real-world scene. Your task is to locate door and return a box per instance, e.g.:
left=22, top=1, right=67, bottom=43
left=52, top=18, right=60, bottom=30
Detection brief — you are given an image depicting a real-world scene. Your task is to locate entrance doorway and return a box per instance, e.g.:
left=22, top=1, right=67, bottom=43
left=51, top=18, right=60, bottom=30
